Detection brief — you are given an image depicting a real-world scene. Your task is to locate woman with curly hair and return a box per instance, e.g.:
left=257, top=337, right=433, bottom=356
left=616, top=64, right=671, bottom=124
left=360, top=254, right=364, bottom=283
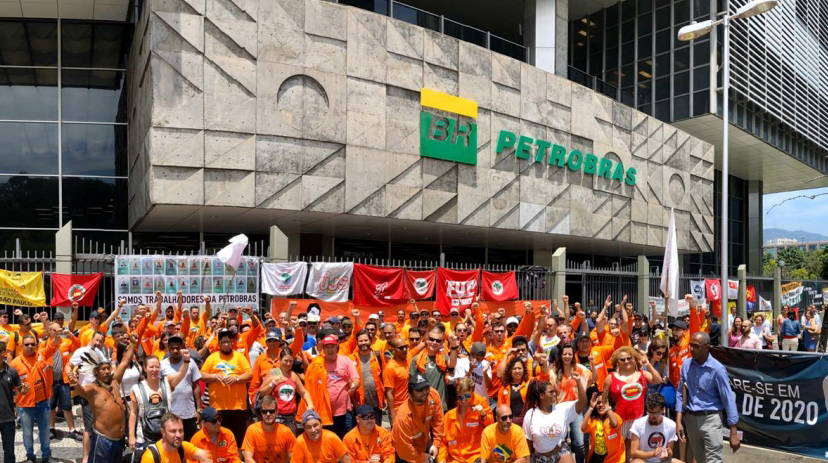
left=496, top=354, right=530, bottom=425
left=522, top=376, right=587, bottom=463
left=549, top=343, right=591, bottom=463
left=602, top=346, right=662, bottom=460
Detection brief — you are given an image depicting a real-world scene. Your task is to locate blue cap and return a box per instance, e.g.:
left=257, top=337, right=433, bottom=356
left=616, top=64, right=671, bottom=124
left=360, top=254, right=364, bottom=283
left=201, top=407, right=220, bottom=422
left=355, top=405, right=374, bottom=416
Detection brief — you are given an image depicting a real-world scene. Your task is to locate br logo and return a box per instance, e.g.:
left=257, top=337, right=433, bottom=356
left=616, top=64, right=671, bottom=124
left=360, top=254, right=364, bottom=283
left=419, top=88, right=478, bottom=166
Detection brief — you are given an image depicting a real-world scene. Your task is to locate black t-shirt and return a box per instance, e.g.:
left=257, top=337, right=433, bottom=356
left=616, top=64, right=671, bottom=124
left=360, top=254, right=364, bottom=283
left=0, top=364, right=21, bottom=423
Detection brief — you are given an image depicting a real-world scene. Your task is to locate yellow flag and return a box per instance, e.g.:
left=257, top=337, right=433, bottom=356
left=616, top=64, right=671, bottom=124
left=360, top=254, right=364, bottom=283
left=0, top=269, right=46, bottom=307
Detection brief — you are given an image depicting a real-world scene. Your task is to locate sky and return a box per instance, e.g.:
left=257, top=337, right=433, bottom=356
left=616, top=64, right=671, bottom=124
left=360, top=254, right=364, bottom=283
left=763, top=187, right=828, bottom=233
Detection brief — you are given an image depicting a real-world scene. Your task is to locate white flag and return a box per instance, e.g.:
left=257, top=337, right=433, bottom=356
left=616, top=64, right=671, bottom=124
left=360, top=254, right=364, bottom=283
left=305, top=262, right=353, bottom=302
left=660, top=208, right=680, bottom=316
left=690, top=279, right=706, bottom=301
left=759, top=296, right=772, bottom=313
left=262, top=262, right=307, bottom=296
left=217, top=234, right=248, bottom=269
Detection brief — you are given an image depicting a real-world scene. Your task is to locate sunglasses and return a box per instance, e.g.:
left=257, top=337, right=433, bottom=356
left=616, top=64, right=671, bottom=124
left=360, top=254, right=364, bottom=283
left=394, top=345, right=408, bottom=350
left=459, top=393, right=472, bottom=400
left=499, top=414, right=513, bottom=421
left=23, top=343, right=36, bottom=347
left=208, top=417, right=222, bottom=424
left=617, top=357, right=633, bottom=362
left=428, top=337, right=443, bottom=343
left=358, top=413, right=376, bottom=420
left=455, top=329, right=467, bottom=333
left=409, top=338, right=421, bottom=343
left=261, top=409, right=277, bottom=415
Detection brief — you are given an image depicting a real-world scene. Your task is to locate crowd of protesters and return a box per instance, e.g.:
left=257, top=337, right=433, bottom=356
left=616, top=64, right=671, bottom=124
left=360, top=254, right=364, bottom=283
left=0, top=291, right=751, bottom=463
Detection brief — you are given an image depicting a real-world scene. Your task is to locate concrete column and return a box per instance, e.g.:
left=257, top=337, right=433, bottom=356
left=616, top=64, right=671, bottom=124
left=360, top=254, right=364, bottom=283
left=746, top=180, right=763, bottom=275
left=55, top=221, right=72, bottom=274
left=638, top=255, right=649, bottom=315
left=551, top=247, right=566, bottom=303
left=268, top=225, right=289, bottom=263
left=737, top=264, right=747, bottom=319
left=773, top=265, right=782, bottom=329
left=524, top=0, right=568, bottom=75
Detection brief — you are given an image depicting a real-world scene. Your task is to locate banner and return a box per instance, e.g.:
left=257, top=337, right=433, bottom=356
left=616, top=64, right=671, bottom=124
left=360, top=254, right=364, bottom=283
left=115, top=255, right=260, bottom=312
left=405, top=270, right=436, bottom=300
left=690, top=279, right=706, bottom=302
left=480, top=271, right=519, bottom=301
left=727, top=279, right=739, bottom=299
left=706, top=279, right=722, bottom=301
left=352, top=264, right=406, bottom=307
left=782, top=282, right=804, bottom=308
left=436, top=268, right=478, bottom=314
left=648, top=296, right=690, bottom=316
left=0, top=269, right=46, bottom=307
left=261, top=262, right=307, bottom=296
left=51, top=273, right=103, bottom=307
left=712, top=347, right=828, bottom=459
left=305, top=262, right=353, bottom=302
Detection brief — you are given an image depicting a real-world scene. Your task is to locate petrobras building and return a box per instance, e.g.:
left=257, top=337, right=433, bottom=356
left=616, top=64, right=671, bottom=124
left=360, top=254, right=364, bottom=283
left=1, top=0, right=826, bottom=273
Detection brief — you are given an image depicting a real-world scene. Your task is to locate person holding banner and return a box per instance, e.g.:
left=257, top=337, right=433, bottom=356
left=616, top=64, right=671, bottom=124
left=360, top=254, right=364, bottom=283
left=675, top=332, right=739, bottom=463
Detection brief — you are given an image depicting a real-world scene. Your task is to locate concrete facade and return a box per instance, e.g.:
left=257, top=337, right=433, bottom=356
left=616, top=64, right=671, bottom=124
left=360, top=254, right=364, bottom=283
left=127, top=0, right=715, bottom=253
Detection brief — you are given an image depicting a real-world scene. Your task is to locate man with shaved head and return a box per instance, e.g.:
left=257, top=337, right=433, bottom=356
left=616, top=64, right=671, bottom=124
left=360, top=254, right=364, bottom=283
left=480, top=405, right=530, bottom=463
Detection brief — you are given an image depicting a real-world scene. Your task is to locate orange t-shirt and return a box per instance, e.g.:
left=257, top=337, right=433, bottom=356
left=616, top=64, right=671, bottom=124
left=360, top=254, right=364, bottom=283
left=382, top=358, right=409, bottom=412
left=200, top=351, right=251, bottom=411
left=342, top=426, right=395, bottom=463
left=291, top=430, right=348, bottom=463
left=439, top=401, right=494, bottom=463
left=189, top=426, right=242, bottom=463
left=241, top=422, right=296, bottom=463
left=479, top=423, right=530, bottom=463
left=584, top=415, right=625, bottom=463
left=556, top=364, right=590, bottom=402
left=141, top=441, right=199, bottom=463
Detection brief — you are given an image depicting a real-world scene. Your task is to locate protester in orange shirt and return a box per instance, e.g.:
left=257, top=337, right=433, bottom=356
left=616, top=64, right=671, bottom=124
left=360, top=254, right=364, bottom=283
left=242, top=396, right=297, bottom=463
left=11, top=327, right=60, bottom=463
left=668, top=295, right=701, bottom=388
left=189, top=407, right=242, bottom=463
left=140, top=413, right=211, bottom=463
left=582, top=393, right=625, bottom=463
left=391, top=373, right=444, bottom=463
left=343, top=405, right=394, bottom=463
left=350, top=330, right=385, bottom=423
left=479, top=405, right=530, bottom=463
left=383, top=337, right=411, bottom=424
left=438, top=378, right=493, bottom=463
left=200, top=328, right=252, bottom=448
left=292, top=410, right=351, bottom=463
left=47, top=309, right=82, bottom=441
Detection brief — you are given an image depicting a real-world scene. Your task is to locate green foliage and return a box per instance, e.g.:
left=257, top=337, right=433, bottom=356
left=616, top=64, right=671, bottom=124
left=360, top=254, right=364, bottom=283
left=769, top=246, right=828, bottom=279
left=763, top=252, right=776, bottom=277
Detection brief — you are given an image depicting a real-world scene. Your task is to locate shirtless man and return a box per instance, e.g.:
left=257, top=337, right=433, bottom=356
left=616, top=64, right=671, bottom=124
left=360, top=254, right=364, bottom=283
left=69, top=334, right=139, bottom=463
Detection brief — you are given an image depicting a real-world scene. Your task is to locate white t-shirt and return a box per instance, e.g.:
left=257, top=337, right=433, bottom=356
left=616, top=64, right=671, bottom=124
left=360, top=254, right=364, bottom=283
left=630, top=415, right=678, bottom=463
left=69, top=346, right=110, bottom=386
left=119, top=365, right=141, bottom=399
left=449, top=357, right=470, bottom=381
left=130, top=377, right=173, bottom=444
left=470, top=359, right=491, bottom=399
left=522, top=400, right=578, bottom=452
left=540, top=335, right=561, bottom=355
left=160, top=358, right=202, bottom=419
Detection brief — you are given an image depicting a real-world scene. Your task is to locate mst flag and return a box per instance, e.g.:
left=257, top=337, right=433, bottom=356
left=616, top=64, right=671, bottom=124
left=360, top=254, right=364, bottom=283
left=51, top=272, right=103, bottom=307
left=261, top=262, right=307, bottom=296
left=0, top=269, right=46, bottom=307
left=480, top=271, right=518, bottom=301
left=404, top=270, right=436, bottom=300
left=436, top=268, right=478, bottom=315
left=353, top=264, right=406, bottom=307
left=305, top=262, right=353, bottom=302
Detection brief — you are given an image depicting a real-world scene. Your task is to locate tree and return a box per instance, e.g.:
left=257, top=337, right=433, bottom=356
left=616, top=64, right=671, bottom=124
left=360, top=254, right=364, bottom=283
left=777, top=246, right=806, bottom=273
left=763, top=252, right=777, bottom=277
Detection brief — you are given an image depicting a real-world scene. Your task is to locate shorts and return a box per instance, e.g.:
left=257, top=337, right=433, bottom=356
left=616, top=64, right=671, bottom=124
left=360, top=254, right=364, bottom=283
left=88, top=431, right=125, bottom=463
left=80, top=397, right=94, bottom=433
left=620, top=419, right=635, bottom=439
left=50, top=381, right=72, bottom=411
left=530, top=443, right=571, bottom=463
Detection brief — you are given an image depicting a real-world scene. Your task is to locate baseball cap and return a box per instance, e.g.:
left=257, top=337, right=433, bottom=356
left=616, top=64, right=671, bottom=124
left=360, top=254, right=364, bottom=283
left=368, top=314, right=379, bottom=320
left=409, top=312, right=419, bottom=318
left=574, top=332, right=590, bottom=344
left=341, top=318, right=353, bottom=326
left=217, top=328, right=236, bottom=340
left=53, top=312, right=65, bottom=319
left=409, top=373, right=430, bottom=391
left=669, top=320, right=688, bottom=330
left=450, top=309, right=460, bottom=316
left=266, top=329, right=282, bottom=341
left=512, top=335, right=528, bottom=346
left=307, top=313, right=321, bottom=323
left=111, top=320, right=124, bottom=327
left=201, top=407, right=220, bottom=422
left=327, top=316, right=341, bottom=324
left=321, top=335, right=338, bottom=346
left=355, top=404, right=374, bottom=416
left=167, top=334, right=184, bottom=344
left=302, top=410, right=322, bottom=425
left=506, top=316, right=519, bottom=326
left=164, top=321, right=175, bottom=328
left=228, top=306, right=239, bottom=312
left=470, top=342, right=487, bottom=356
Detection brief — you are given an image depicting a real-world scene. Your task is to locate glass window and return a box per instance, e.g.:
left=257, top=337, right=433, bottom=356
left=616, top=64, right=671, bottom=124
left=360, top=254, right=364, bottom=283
left=62, top=124, right=127, bottom=177
left=694, top=0, right=711, bottom=19
left=675, top=95, right=690, bottom=119
left=655, top=100, right=670, bottom=121
left=0, top=68, right=58, bottom=121
left=674, top=47, right=690, bottom=71
left=656, top=76, right=671, bottom=99
left=638, top=12, right=652, bottom=35
left=62, top=177, right=127, bottom=229
left=622, top=64, right=635, bottom=87
left=655, top=53, right=671, bottom=76
left=675, top=0, right=690, bottom=23
left=694, top=65, right=710, bottom=90
left=638, top=35, right=652, bottom=58
left=606, top=69, right=620, bottom=86
left=675, top=71, right=690, bottom=95
left=590, top=53, right=603, bottom=74
left=622, top=20, right=635, bottom=43
left=656, top=30, right=671, bottom=54
left=638, top=0, right=653, bottom=14
left=655, top=7, right=671, bottom=30
left=638, top=81, right=652, bottom=105
left=606, top=26, right=618, bottom=47
left=638, top=59, right=653, bottom=80
left=62, top=70, right=126, bottom=123
left=0, top=20, right=58, bottom=67
left=622, top=42, right=635, bottom=64
left=0, top=175, right=59, bottom=227
left=0, top=123, right=59, bottom=175
left=694, top=41, right=709, bottom=66
left=61, top=22, right=130, bottom=69
left=606, top=47, right=619, bottom=69
left=693, top=90, right=709, bottom=115
left=622, top=0, right=637, bottom=21
left=621, top=88, right=635, bottom=106
left=0, top=229, right=56, bottom=253
left=607, top=4, right=620, bottom=26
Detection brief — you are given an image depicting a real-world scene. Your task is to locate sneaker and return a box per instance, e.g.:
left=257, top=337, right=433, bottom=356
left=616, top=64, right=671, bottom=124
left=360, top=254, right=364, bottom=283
left=49, top=427, right=58, bottom=440
left=69, top=429, right=83, bottom=442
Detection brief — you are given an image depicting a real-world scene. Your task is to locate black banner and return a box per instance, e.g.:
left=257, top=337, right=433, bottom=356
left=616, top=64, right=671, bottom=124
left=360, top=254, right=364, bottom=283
left=712, top=347, right=828, bottom=459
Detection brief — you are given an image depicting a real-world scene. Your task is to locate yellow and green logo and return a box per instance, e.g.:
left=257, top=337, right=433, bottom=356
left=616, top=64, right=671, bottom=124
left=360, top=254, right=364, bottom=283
left=419, top=88, right=478, bottom=166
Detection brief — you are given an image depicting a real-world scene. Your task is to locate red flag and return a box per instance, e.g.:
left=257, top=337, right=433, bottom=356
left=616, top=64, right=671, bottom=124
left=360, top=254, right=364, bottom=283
left=51, top=273, right=103, bottom=307
left=436, top=268, right=478, bottom=315
left=405, top=270, right=436, bottom=300
left=746, top=285, right=756, bottom=303
left=705, top=279, right=721, bottom=301
left=480, top=271, right=519, bottom=301
left=352, top=264, right=406, bottom=307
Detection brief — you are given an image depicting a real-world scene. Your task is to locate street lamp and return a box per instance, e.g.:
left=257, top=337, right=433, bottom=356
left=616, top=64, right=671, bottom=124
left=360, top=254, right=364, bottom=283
left=678, top=0, right=777, bottom=347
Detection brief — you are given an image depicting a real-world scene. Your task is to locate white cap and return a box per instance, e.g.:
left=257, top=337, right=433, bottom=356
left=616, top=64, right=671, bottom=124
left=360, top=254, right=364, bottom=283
left=368, top=314, right=379, bottom=320
left=506, top=316, right=519, bottom=326
left=307, top=313, right=321, bottom=323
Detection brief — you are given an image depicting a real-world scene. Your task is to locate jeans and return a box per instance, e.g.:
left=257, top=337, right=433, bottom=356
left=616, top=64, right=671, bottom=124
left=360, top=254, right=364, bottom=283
left=568, top=409, right=585, bottom=463
left=88, top=431, right=125, bottom=463
left=325, top=414, right=352, bottom=439
left=20, top=400, right=51, bottom=459
left=0, top=421, right=15, bottom=463
left=50, top=381, right=72, bottom=411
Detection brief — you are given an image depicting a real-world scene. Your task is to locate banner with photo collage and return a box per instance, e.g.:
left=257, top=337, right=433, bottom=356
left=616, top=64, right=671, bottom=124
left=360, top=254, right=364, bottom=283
left=114, top=255, right=260, bottom=318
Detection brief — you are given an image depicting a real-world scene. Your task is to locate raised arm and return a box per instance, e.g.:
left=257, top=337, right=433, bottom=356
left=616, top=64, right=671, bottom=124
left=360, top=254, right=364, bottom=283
left=649, top=300, right=658, bottom=327
left=596, top=295, right=611, bottom=332
left=113, top=334, right=139, bottom=383
left=166, top=349, right=192, bottom=390
left=514, top=302, right=536, bottom=337
left=619, top=295, right=629, bottom=335
left=68, top=302, right=80, bottom=332
left=469, top=303, right=485, bottom=342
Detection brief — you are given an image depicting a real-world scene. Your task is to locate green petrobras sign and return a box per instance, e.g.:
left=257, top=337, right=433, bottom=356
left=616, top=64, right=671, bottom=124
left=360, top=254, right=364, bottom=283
left=418, top=88, right=637, bottom=185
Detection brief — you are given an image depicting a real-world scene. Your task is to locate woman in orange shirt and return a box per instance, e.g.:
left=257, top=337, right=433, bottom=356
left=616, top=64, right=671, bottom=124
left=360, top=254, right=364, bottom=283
left=439, top=378, right=493, bottom=463
left=581, top=393, right=624, bottom=463
left=550, top=343, right=591, bottom=463
left=495, top=355, right=530, bottom=425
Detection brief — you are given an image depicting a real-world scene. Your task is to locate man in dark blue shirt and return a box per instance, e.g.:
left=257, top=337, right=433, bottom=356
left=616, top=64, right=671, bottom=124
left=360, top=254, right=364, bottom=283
left=676, top=332, right=740, bottom=463
left=0, top=341, right=25, bottom=463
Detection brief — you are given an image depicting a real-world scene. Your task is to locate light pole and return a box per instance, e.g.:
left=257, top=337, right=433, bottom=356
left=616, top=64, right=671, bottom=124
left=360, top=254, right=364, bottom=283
left=677, top=0, right=777, bottom=347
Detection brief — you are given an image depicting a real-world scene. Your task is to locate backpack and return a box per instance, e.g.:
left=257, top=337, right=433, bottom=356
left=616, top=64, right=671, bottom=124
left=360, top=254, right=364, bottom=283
left=146, top=443, right=184, bottom=463
left=136, top=380, right=170, bottom=443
